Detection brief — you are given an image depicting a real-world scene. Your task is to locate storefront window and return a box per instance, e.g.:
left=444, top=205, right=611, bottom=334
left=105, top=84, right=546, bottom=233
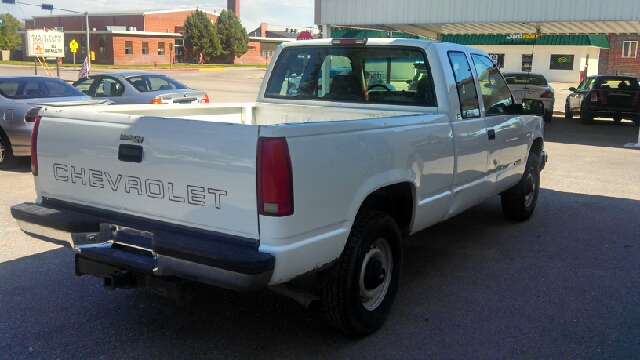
left=521, top=54, right=533, bottom=72
left=549, top=55, right=574, bottom=70
left=488, top=53, right=504, bottom=68
left=142, top=42, right=149, bottom=56
left=158, top=42, right=165, bottom=56
left=622, top=41, right=638, bottom=58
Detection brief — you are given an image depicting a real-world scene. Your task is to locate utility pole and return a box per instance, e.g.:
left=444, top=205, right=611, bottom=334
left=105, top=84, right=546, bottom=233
left=85, top=11, right=90, bottom=65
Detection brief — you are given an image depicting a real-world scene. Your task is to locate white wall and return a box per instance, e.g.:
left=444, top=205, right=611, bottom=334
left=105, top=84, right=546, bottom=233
left=471, top=45, right=601, bottom=83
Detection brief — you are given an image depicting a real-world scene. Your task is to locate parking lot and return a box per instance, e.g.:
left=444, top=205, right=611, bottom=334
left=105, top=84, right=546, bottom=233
left=1, top=65, right=639, bottom=358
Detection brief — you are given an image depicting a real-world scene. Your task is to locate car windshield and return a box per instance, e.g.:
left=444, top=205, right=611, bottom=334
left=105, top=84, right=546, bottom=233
left=125, top=75, right=188, bottom=92
left=503, top=74, right=548, bottom=86
left=0, top=77, right=86, bottom=99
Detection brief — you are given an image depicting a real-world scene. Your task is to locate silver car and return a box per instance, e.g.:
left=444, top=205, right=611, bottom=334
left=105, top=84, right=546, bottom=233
left=0, top=76, right=108, bottom=169
left=503, top=71, right=555, bottom=122
left=72, top=71, right=209, bottom=104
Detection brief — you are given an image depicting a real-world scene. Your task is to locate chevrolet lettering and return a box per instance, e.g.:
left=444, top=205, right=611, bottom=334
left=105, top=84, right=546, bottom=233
left=12, top=38, right=547, bottom=336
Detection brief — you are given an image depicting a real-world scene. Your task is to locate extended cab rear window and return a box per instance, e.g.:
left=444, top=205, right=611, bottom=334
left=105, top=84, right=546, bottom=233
left=265, top=46, right=436, bottom=106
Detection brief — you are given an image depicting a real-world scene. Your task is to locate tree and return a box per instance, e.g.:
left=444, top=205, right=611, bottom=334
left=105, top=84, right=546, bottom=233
left=0, top=13, right=22, bottom=51
left=183, top=10, right=220, bottom=63
left=215, top=9, right=249, bottom=61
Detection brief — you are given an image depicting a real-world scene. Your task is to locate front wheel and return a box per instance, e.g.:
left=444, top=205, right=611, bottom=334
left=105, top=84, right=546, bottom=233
left=501, top=153, right=540, bottom=221
left=319, top=210, right=402, bottom=336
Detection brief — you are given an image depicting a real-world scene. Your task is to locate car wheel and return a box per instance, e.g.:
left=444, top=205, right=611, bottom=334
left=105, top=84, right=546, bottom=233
left=544, top=109, right=553, bottom=123
left=579, top=102, right=593, bottom=124
left=564, top=102, right=573, bottom=119
left=0, top=130, right=19, bottom=170
left=319, top=210, right=402, bottom=336
left=501, top=153, right=540, bottom=221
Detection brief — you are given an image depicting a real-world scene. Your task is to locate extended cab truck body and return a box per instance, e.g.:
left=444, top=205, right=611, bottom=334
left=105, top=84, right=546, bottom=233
left=12, top=39, right=547, bottom=335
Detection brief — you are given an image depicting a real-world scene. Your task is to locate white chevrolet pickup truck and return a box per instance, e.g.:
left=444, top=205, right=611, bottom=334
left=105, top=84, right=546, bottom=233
left=12, top=38, right=547, bottom=335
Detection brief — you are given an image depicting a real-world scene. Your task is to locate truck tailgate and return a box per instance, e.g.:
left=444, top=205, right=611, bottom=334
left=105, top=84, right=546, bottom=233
left=35, top=111, right=260, bottom=240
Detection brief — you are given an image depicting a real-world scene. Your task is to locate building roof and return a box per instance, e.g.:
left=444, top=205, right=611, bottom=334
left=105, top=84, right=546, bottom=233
left=441, top=34, right=610, bottom=48
left=31, top=8, right=217, bottom=19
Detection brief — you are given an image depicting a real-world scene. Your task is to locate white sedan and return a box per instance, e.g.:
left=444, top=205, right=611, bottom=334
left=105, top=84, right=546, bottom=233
left=503, top=71, right=555, bottom=122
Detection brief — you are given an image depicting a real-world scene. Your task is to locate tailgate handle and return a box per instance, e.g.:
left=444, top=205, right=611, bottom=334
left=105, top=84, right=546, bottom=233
left=118, top=144, right=144, bottom=163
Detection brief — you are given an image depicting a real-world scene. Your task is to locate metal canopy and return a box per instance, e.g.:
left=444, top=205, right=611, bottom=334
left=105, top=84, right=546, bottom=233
left=339, top=22, right=640, bottom=39
left=316, top=0, right=640, bottom=37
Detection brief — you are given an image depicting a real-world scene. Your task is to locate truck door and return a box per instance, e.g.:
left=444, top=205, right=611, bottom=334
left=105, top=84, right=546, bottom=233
left=471, top=54, right=529, bottom=195
left=447, top=51, right=490, bottom=216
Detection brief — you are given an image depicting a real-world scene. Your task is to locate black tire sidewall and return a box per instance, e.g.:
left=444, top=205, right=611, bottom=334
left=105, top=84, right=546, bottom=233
left=501, top=153, right=540, bottom=221
left=346, top=214, right=402, bottom=335
left=0, top=130, right=18, bottom=169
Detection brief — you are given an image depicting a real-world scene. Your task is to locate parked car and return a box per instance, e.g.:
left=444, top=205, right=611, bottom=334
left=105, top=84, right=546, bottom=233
left=565, top=75, right=640, bottom=125
left=0, top=76, right=109, bottom=169
left=72, top=71, right=209, bottom=105
left=503, top=71, right=554, bottom=122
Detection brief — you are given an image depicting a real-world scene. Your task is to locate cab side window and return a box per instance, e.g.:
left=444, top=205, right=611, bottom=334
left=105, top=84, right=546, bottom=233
left=448, top=51, right=480, bottom=118
left=471, top=54, right=513, bottom=115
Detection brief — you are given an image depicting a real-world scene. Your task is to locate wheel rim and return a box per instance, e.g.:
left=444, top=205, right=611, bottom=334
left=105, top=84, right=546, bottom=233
left=524, top=172, right=537, bottom=208
left=359, top=238, right=393, bottom=311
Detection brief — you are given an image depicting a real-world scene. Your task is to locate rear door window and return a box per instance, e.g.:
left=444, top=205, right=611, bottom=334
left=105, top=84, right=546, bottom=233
left=447, top=51, right=480, bottom=118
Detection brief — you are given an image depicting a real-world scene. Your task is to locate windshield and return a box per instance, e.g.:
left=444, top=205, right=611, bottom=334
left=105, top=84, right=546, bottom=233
left=125, top=75, right=188, bottom=92
left=503, top=73, right=548, bottom=86
left=0, top=77, right=87, bottom=99
left=264, top=45, right=436, bottom=106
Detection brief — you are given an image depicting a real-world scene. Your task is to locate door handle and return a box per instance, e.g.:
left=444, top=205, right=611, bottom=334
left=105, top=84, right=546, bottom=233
left=488, top=129, right=496, bottom=140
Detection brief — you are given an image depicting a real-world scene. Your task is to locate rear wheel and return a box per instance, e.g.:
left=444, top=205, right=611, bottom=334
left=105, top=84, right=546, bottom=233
left=544, top=109, right=553, bottom=123
left=564, top=103, right=573, bottom=119
left=0, top=130, right=19, bottom=170
left=579, top=102, right=593, bottom=124
left=501, top=153, right=540, bottom=221
left=319, top=210, right=402, bottom=336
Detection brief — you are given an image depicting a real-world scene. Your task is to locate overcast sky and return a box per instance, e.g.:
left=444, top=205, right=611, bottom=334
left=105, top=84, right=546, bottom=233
left=1, top=0, right=316, bottom=33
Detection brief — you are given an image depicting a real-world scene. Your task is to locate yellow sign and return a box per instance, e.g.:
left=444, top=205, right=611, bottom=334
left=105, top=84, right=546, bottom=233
left=70, top=39, right=78, bottom=53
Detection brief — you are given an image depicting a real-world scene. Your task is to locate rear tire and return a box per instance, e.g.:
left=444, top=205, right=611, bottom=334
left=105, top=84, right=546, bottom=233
left=544, top=110, right=553, bottom=123
left=564, top=103, right=573, bottom=119
left=501, top=153, right=540, bottom=221
left=319, top=210, right=402, bottom=336
left=579, top=102, right=593, bottom=124
left=0, top=130, right=19, bottom=170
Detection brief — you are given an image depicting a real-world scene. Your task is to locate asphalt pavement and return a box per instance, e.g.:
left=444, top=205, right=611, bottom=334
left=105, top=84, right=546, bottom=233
left=1, top=64, right=639, bottom=359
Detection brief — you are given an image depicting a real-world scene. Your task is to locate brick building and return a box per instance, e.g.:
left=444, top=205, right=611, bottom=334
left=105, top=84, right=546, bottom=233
left=598, top=34, right=640, bottom=78
left=23, top=9, right=218, bottom=65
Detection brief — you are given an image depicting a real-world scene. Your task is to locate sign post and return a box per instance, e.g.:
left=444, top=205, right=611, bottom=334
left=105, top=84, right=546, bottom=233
left=69, top=39, right=78, bottom=69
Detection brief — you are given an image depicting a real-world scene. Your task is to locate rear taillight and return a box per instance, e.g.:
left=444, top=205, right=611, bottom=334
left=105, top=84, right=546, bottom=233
left=149, top=97, right=164, bottom=104
left=200, top=94, right=210, bottom=103
left=257, top=137, right=293, bottom=216
left=540, top=90, right=553, bottom=99
left=31, top=116, right=41, bottom=176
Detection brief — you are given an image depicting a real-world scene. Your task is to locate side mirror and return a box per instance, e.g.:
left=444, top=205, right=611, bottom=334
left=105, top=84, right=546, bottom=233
left=521, top=99, right=545, bottom=116
left=569, top=87, right=576, bottom=92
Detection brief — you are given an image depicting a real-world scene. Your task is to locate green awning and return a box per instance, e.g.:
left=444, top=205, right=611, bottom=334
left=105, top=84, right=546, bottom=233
left=441, top=34, right=610, bottom=49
